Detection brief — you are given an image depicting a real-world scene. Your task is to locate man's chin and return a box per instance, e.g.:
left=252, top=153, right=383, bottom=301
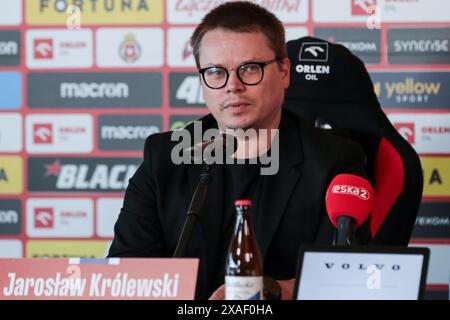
left=223, top=121, right=253, bottom=131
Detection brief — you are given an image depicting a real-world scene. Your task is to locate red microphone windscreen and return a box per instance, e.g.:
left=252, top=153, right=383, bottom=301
left=326, top=174, right=374, bottom=228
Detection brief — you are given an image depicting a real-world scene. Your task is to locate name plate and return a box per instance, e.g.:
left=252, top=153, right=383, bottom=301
left=294, top=246, right=429, bottom=300
left=0, top=258, right=199, bottom=300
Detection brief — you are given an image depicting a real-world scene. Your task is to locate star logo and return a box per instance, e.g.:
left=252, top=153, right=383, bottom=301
left=45, top=160, right=62, bottom=177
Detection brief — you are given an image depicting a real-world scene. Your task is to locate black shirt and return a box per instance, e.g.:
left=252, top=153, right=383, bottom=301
left=214, top=154, right=266, bottom=288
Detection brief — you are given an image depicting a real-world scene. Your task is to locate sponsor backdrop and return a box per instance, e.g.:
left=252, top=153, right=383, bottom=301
left=0, top=0, right=449, bottom=299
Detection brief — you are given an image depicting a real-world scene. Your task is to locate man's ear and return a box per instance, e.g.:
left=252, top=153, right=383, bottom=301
left=280, top=57, right=291, bottom=89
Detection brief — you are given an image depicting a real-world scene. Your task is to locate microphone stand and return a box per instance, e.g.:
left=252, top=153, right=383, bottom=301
left=334, top=216, right=356, bottom=246
left=173, top=163, right=215, bottom=257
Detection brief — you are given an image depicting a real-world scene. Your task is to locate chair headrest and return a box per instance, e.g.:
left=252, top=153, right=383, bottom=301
left=285, top=36, right=380, bottom=109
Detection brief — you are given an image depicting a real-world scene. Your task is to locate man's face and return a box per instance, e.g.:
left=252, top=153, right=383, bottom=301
left=198, top=29, right=290, bottom=131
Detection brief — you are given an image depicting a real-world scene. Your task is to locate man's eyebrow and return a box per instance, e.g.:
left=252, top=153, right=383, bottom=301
left=202, top=58, right=265, bottom=68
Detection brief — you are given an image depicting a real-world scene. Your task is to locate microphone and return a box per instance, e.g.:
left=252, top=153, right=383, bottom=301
left=185, top=133, right=238, bottom=164
left=173, top=133, right=238, bottom=258
left=325, top=174, right=374, bottom=246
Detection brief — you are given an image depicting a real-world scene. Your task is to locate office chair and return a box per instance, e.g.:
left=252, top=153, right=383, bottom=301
left=284, top=36, right=423, bottom=245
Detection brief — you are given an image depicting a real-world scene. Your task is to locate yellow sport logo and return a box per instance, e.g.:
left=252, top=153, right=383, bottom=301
left=26, top=240, right=111, bottom=258
left=26, top=0, right=163, bottom=25
left=0, top=156, right=23, bottom=195
left=421, top=157, right=450, bottom=197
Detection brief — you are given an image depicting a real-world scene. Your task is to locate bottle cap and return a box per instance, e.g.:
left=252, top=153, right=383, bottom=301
left=235, top=199, right=252, bottom=206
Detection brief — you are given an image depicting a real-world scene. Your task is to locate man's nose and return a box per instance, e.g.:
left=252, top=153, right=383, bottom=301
left=226, top=70, right=245, bottom=93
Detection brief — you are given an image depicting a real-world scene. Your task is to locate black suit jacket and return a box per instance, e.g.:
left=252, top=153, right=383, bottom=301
left=108, top=110, right=369, bottom=299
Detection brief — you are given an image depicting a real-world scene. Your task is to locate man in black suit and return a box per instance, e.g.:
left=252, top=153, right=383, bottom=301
left=108, top=2, right=369, bottom=299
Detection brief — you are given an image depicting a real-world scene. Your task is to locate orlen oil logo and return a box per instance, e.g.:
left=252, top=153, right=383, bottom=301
left=27, top=29, right=93, bottom=69
left=33, top=38, right=53, bottom=59
left=33, top=123, right=53, bottom=144
left=26, top=0, right=163, bottom=25
left=34, top=207, right=54, bottom=229
left=27, top=198, right=93, bottom=237
left=393, top=122, right=415, bottom=144
left=26, top=114, right=93, bottom=153
left=421, top=157, right=450, bottom=197
left=0, top=156, right=23, bottom=195
left=351, top=0, right=377, bottom=16
left=27, top=157, right=140, bottom=192
left=331, top=185, right=370, bottom=200
left=295, top=42, right=330, bottom=82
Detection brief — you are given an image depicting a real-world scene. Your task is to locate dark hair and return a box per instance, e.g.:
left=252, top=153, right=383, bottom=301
left=191, top=1, right=287, bottom=68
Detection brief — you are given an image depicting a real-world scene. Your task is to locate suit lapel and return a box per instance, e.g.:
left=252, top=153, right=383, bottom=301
left=256, top=115, right=304, bottom=260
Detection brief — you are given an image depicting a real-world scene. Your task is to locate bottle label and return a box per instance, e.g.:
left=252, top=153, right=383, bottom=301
left=225, top=276, right=263, bottom=300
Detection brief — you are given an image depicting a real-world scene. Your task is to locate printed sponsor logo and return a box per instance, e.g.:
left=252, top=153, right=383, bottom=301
left=27, top=198, right=94, bottom=237
left=421, top=157, right=450, bottom=197
left=0, top=113, right=22, bottom=152
left=370, top=72, right=450, bottom=109
left=27, top=157, right=140, bottom=192
left=300, top=42, right=328, bottom=61
left=167, top=28, right=196, bottom=67
left=169, top=115, right=204, bottom=131
left=27, top=29, right=93, bottom=68
left=0, top=72, right=21, bottom=110
left=98, top=114, right=161, bottom=151
left=33, top=124, right=53, bottom=144
left=27, top=72, right=162, bottom=108
left=167, top=0, right=308, bottom=23
left=26, top=0, right=163, bottom=25
left=412, top=202, right=450, bottom=239
left=26, top=240, right=110, bottom=258
left=0, top=30, right=20, bottom=66
left=169, top=73, right=205, bottom=107
left=34, top=207, right=54, bottom=229
left=393, top=122, right=415, bottom=144
left=0, top=0, right=22, bottom=25
left=0, top=156, right=23, bottom=195
left=33, top=38, right=53, bottom=59
left=0, top=199, right=21, bottom=235
left=96, top=28, right=163, bottom=68
left=331, top=185, right=370, bottom=200
left=388, top=113, right=450, bottom=153
left=294, top=42, right=331, bottom=81
left=96, top=198, right=122, bottom=237
left=26, top=114, right=93, bottom=153
left=314, top=0, right=450, bottom=23
left=0, top=240, right=22, bottom=258
left=314, top=27, right=381, bottom=64
left=351, top=0, right=377, bottom=15
left=388, top=28, right=450, bottom=65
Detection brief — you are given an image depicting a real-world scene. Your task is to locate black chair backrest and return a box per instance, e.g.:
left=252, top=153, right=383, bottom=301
left=285, top=36, right=423, bottom=245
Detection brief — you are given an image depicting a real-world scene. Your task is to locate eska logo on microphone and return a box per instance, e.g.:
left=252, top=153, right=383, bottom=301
left=332, top=185, right=370, bottom=200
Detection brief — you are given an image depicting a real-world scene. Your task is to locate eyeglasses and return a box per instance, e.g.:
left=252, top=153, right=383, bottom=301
left=199, top=58, right=279, bottom=89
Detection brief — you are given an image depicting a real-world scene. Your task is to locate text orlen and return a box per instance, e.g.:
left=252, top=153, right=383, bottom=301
left=2, top=272, right=180, bottom=298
